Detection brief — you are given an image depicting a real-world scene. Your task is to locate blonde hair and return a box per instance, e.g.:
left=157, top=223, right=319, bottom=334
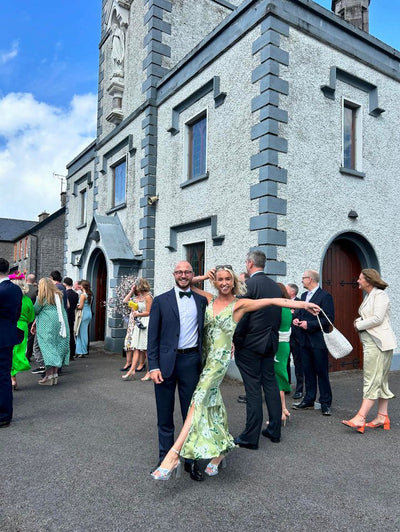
left=37, top=277, right=62, bottom=305
left=11, top=279, right=29, bottom=295
left=361, top=269, right=388, bottom=290
left=213, top=267, right=247, bottom=296
left=135, top=277, right=151, bottom=294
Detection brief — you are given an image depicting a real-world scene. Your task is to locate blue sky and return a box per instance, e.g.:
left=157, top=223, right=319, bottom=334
left=0, top=0, right=398, bottom=220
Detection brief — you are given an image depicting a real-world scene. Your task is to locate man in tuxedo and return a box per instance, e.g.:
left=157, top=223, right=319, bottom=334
left=292, top=269, right=334, bottom=415
left=233, top=250, right=282, bottom=448
left=0, top=258, right=23, bottom=428
left=286, top=283, right=304, bottom=399
left=63, top=277, right=79, bottom=359
left=147, top=261, right=208, bottom=481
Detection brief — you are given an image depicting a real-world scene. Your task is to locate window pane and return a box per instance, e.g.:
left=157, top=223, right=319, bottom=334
left=186, top=242, right=205, bottom=289
left=114, top=161, right=126, bottom=206
left=190, top=116, right=206, bottom=178
left=343, top=106, right=355, bottom=169
left=80, top=189, right=87, bottom=223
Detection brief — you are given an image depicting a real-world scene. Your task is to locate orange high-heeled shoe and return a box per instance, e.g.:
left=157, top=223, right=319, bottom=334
left=366, top=412, right=390, bottom=430
left=341, top=413, right=366, bottom=434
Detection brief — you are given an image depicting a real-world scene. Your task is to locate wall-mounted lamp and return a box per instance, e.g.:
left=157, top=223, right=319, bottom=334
left=348, top=210, right=358, bottom=219
left=147, top=195, right=159, bottom=205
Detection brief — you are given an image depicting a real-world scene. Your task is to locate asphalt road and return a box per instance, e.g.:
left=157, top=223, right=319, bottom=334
left=1, top=343, right=399, bottom=532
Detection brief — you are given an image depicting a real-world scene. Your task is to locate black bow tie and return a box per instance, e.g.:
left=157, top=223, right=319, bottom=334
left=179, top=291, right=192, bottom=298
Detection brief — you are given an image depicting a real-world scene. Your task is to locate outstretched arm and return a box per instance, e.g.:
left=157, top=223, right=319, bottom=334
left=233, top=297, right=320, bottom=323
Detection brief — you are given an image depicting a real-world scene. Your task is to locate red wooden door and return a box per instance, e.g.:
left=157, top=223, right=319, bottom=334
left=94, top=253, right=107, bottom=341
left=322, top=240, right=363, bottom=371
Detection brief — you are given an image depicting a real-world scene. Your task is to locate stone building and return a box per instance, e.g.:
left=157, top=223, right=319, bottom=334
left=65, top=0, right=400, bottom=370
left=0, top=218, right=36, bottom=265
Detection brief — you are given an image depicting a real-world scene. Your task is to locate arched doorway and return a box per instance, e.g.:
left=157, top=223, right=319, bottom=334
left=87, top=249, right=107, bottom=341
left=322, top=233, right=379, bottom=371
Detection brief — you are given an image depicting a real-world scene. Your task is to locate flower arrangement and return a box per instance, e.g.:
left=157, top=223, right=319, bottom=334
left=107, top=274, right=137, bottom=323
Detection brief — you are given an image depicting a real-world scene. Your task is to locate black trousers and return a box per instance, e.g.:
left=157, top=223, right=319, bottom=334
left=154, top=350, right=201, bottom=461
left=0, top=346, right=13, bottom=423
left=300, top=336, right=332, bottom=407
left=235, top=350, right=281, bottom=442
left=290, top=338, right=304, bottom=394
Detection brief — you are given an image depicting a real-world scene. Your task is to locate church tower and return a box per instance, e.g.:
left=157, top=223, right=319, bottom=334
left=331, top=0, right=371, bottom=32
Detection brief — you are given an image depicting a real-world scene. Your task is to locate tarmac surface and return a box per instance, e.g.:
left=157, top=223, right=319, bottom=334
left=1, top=342, right=399, bottom=532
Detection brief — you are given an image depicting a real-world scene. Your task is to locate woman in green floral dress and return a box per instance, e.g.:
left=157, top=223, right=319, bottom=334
left=152, top=266, right=320, bottom=480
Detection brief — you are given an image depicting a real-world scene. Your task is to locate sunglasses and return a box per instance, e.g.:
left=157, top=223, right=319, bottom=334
left=215, top=264, right=233, bottom=270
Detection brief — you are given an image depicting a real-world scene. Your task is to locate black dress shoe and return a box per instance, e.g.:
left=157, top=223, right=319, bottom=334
left=237, top=395, right=247, bottom=404
left=321, top=406, right=332, bottom=416
left=184, top=461, right=204, bottom=481
left=292, top=401, right=314, bottom=410
left=0, top=420, right=11, bottom=428
left=261, top=429, right=280, bottom=443
left=292, top=391, right=303, bottom=400
left=233, top=437, right=258, bottom=450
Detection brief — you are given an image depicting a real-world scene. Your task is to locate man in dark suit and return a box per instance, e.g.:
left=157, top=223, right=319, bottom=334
left=292, top=269, right=334, bottom=415
left=63, top=277, right=79, bottom=359
left=286, top=283, right=304, bottom=399
left=233, top=250, right=283, bottom=448
left=0, top=258, right=23, bottom=428
left=147, top=261, right=208, bottom=481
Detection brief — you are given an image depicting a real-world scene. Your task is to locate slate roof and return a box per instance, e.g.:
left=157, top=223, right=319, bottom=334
left=0, top=218, right=37, bottom=241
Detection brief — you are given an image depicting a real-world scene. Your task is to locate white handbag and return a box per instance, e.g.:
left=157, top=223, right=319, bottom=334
left=316, top=309, right=353, bottom=359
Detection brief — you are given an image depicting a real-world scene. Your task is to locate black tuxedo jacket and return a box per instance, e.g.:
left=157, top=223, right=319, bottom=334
left=295, top=287, right=334, bottom=349
left=147, top=288, right=208, bottom=378
left=0, top=279, right=23, bottom=348
left=233, top=271, right=282, bottom=357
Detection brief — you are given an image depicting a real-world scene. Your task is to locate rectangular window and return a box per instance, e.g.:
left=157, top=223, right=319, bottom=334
left=14, top=243, right=17, bottom=262
left=112, top=159, right=126, bottom=207
left=80, top=189, right=87, bottom=224
left=343, top=101, right=361, bottom=171
left=185, top=242, right=205, bottom=289
left=188, top=113, right=207, bottom=180
left=24, top=236, right=29, bottom=258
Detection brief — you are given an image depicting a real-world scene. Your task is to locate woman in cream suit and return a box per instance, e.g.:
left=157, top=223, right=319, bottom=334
left=342, top=269, right=396, bottom=433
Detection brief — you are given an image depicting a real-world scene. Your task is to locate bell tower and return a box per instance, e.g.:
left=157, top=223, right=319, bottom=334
left=331, top=0, right=371, bottom=32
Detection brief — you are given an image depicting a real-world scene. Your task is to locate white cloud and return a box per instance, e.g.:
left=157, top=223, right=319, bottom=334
left=1, top=40, right=19, bottom=64
left=0, top=92, right=97, bottom=220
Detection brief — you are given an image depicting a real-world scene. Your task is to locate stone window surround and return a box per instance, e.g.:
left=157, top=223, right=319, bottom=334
left=107, top=156, right=128, bottom=214
left=165, top=216, right=225, bottom=252
left=182, top=109, right=209, bottom=188
left=341, top=97, right=364, bottom=177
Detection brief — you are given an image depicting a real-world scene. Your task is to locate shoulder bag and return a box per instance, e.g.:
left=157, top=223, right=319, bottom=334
left=317, top=309, right=353, bottom=359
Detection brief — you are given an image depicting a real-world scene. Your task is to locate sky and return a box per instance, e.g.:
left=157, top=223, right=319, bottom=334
left=0, top=0, right=399, bottom=221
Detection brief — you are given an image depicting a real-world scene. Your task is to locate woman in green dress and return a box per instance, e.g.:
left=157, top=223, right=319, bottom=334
left=10, top=275, right=35, bottom=390
left=274, top=283, right=292, bottom=425
left=151, top=266, right=320, bottom=480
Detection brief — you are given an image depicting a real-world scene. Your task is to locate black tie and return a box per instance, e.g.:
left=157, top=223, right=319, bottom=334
left=179, top=291, right=192, bottom=298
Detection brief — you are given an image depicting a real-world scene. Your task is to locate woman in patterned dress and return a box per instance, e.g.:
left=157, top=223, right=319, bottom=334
left=121, top=278, right=153, bottom=380
left=152, top=266, right=320, bottom=480
left=33, top=278, right=69, bottom=385
left=75, top=280, right=93, bottom=358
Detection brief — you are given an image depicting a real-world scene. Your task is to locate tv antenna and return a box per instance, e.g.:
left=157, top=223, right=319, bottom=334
left=53, top=172, right=67, bottom=193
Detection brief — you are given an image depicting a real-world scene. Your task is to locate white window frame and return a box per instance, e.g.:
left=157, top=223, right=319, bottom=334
left=184, top=109, right=208, bottom=182
left=342, top=97, right=363, bottom=172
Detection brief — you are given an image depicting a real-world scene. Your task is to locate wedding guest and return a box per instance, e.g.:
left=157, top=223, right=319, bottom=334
left=10, top=273, right=35, bottom=390
left=25, top=273, right=38, bottom=361
left=286, top=283, right=304, bottom=399
left=274, top=283, right=292, bottom=425
left=151, top=266, right=320, bottom=480
left=33, top=278, right=69, bottom=385
left=122, top=278, right=153, bottom=380
left=342, top=269, right=396, bottom=433
left=63, top=277, right=79, bottom=359
left=75, top=280, right=93, bottom=358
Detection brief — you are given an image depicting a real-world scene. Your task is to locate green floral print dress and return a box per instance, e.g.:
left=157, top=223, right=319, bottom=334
left=180, top=297, right=237, bottom=459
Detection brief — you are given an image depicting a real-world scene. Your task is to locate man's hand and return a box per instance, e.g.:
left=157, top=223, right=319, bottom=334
left=149, top=370, right=164, bottom=384
left=299, top=321, right=308, bottom=330
left=293, top=318, right=300, bottom=326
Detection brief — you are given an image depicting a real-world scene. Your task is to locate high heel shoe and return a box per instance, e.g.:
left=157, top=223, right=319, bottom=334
left=205, top=457, right=227, bottom=477
left=341, top=413, right=366, bottom=434
left=366, top=413, right=390, bottom=430
left=151, top=448, right=181, bottom=480
left=136, top=365, right=146, bottom=372
left=122, top=373, right=134, bottom=381
left=53, top=374, right=58, bottom=385
left=38, top=376, right=54, bottom=386
left=141, top=372, right=151, bottom=381
left=11, top=378, right=18, bottom=391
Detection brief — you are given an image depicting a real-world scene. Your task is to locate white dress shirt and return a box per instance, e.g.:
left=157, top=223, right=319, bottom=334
left=174, top=286, right=198, bottom=349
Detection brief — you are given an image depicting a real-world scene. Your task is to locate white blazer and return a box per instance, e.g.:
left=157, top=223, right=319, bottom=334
left=355, top=287, right=397, bottom=351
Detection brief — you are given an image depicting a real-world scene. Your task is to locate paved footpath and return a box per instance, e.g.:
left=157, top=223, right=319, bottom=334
left=1, top=343, right=399, bottom=532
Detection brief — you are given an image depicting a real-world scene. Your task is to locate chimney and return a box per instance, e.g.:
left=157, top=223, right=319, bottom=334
left=60, top=191, right=66, bottom=207
left=331, top=0, right=370, bottom=32
left=38, top=211, right=50, bottom=223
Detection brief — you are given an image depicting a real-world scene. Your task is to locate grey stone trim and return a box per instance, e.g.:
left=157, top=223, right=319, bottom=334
left=166, top=216, right=225, bottom=252
left=339, top=167, right=366, bottom=179
left=66, top=141, right=96, bottom=177
left=72, top=172, right=93, bottom=196
left=249, top=13, right=290, bottom=276
left=321, top=67, right=385, bottom=117
left=180, top=172, right=209, bottom=189
left=100, top=135, right=136, bottom=175
left=210, top=0, right=236, bottom=10
left=167, top=77, right=226, bottom=135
